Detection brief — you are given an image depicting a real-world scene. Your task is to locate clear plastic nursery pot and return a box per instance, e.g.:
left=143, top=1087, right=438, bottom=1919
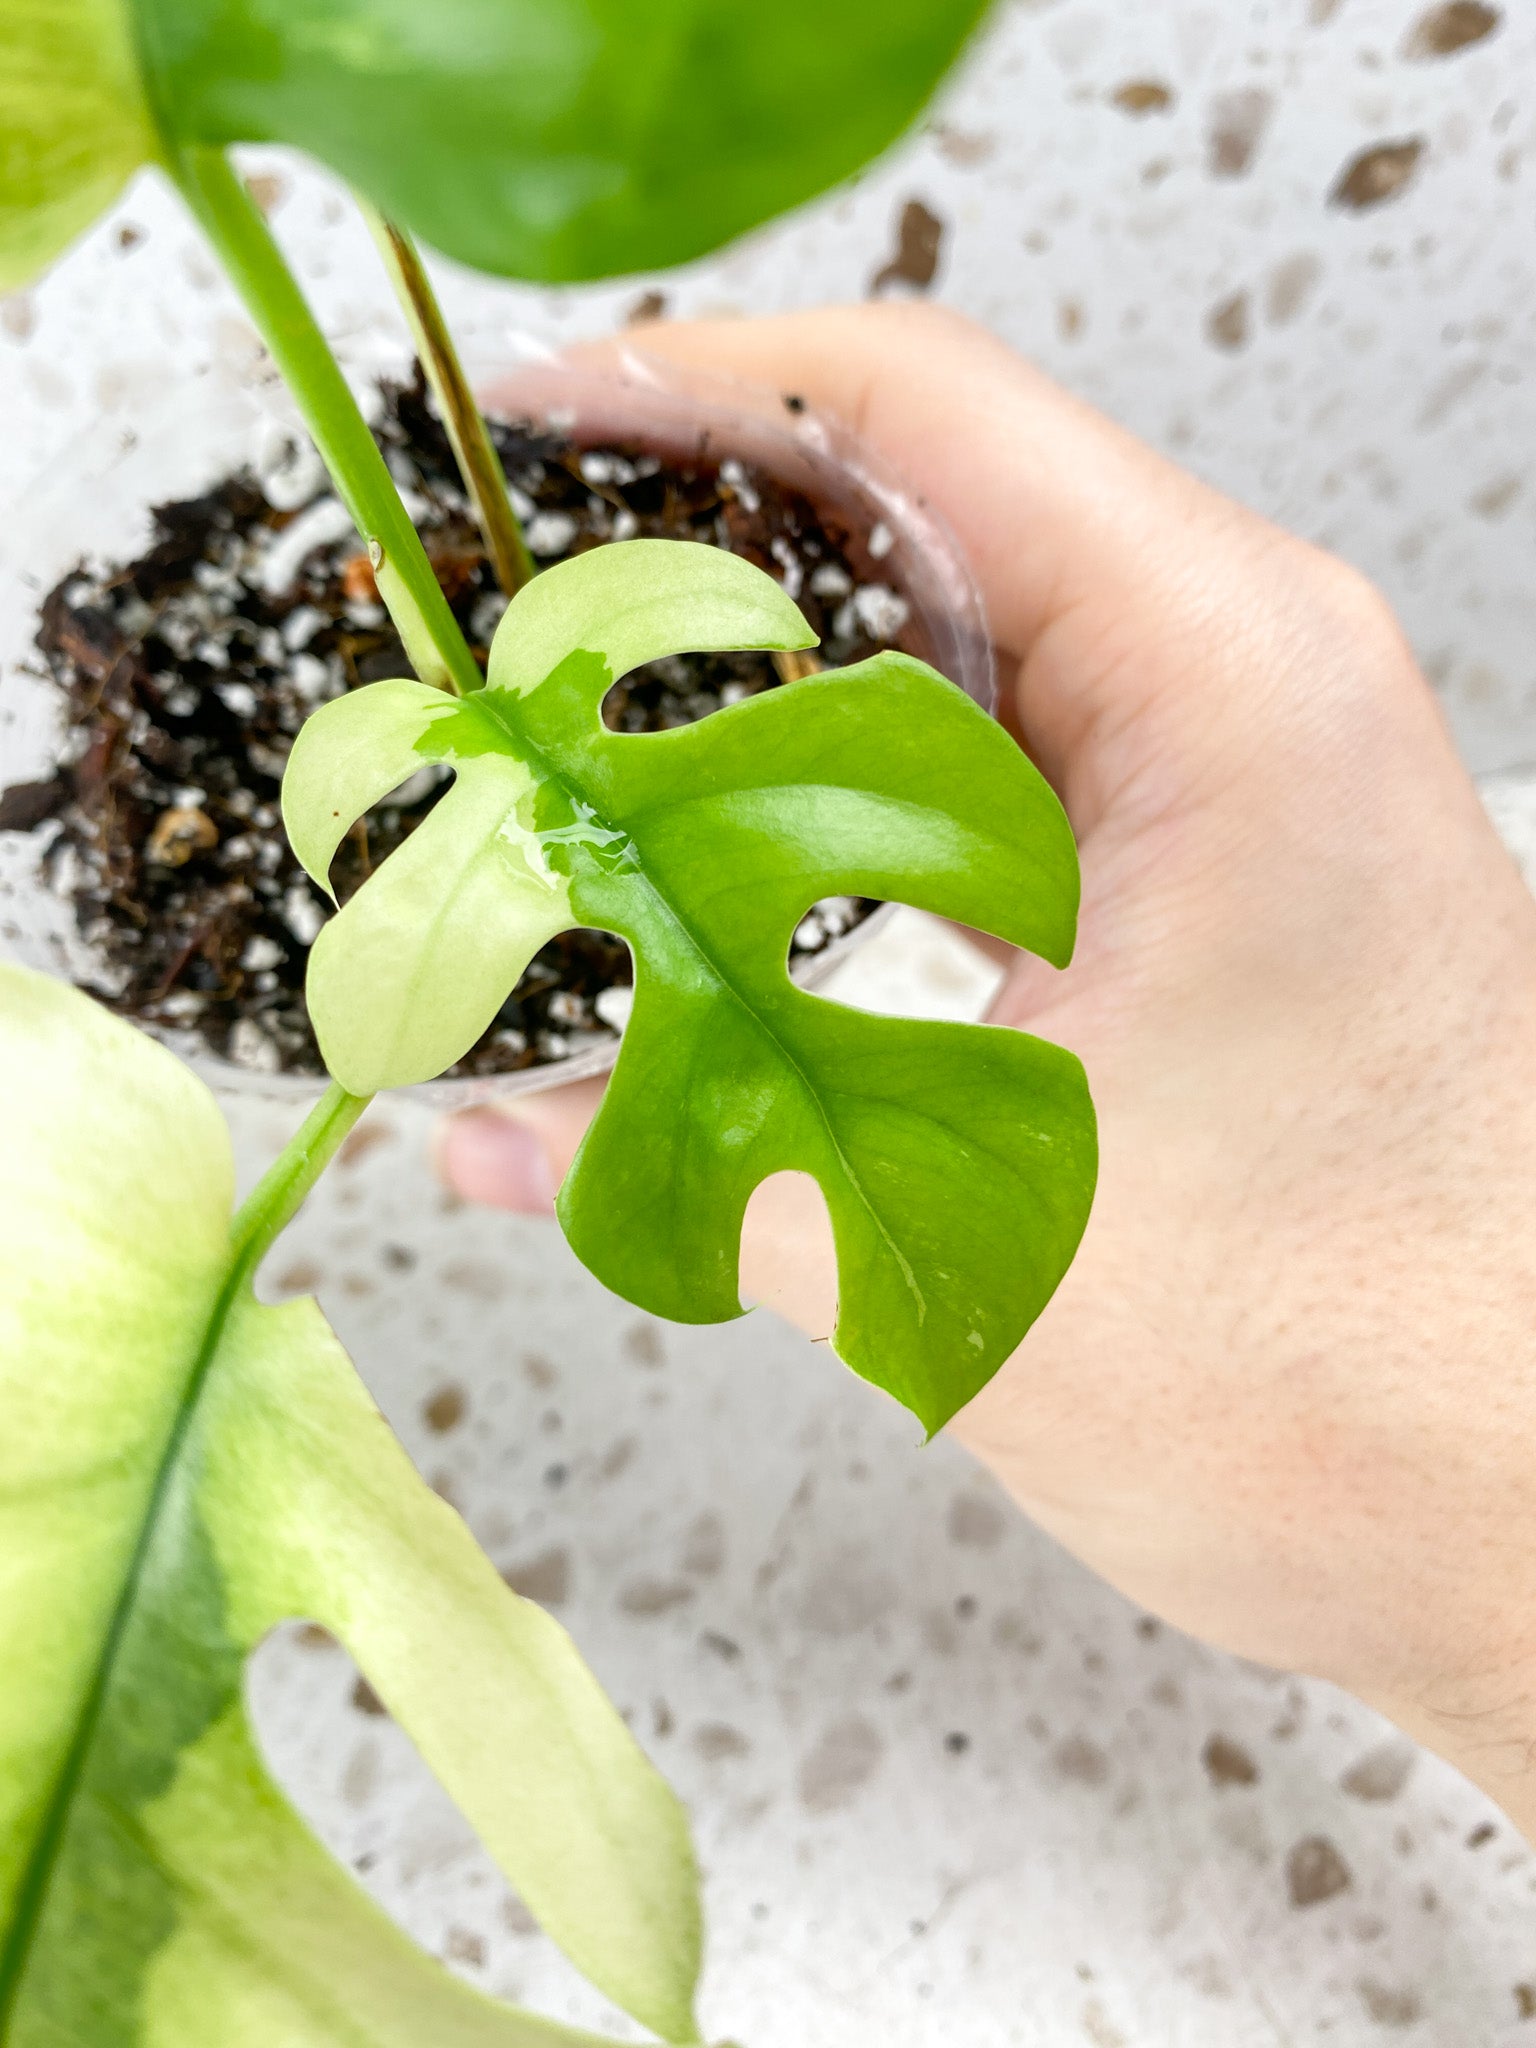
left=0, top=347, right=995, bottom=1105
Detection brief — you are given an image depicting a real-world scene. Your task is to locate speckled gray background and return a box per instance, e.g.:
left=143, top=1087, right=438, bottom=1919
left=6, top=0, right=1536, bottom=2039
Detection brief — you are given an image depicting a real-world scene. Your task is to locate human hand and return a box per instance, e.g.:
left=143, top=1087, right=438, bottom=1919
left=441, top=303, right=1536, bottom=1835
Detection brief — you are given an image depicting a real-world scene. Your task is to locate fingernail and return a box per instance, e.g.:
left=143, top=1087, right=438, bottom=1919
left=438, top=1108, right=556, bottom=1213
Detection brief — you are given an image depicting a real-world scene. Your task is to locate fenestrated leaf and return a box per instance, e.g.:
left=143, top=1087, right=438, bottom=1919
left=489, top=543, right=816, bottom=699
left=538, top=653, right=1096, bottom=1435
left=304, top=751, right=579, bottom=1091
left=289, top=541, right=1096, bottom=1432
left=0, top=963, right=704, bottom=2046
left=281, top=541, right=814, bottom=1094
left=282, top=676, right=469, bottom=900
left=4, top=0, right=987, bottom=289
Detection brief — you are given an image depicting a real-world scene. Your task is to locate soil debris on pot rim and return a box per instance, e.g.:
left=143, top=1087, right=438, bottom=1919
left=2, top=374, right=920, bottom=1080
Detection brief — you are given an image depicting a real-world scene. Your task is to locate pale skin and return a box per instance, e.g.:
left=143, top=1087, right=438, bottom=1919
left=441, top=303, right=1536, bottom=1839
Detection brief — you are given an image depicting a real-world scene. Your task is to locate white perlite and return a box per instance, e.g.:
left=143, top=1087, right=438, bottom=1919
left=524, top=511, right=578, bottom=558
left=282, top=883, right=326, bottom=947
left=770, top=536, right=803, bottom=600
left=814, top=896, right=861, bottom=938
left=216, top=681, right=257, bottom=718
left=850, top=584, right=910, bottom=642
left=257, top=496, right=356, bottom=596
left=240, top=935, right=285, bottom=972
left=720, top=457, right=761, bottom=514
left=289, top=652, right=335, bottom=703
left=226, top=1017, right=281, bottom=1073
left=256, top=433, right=326, bottom=513
left=470, top=592, right=509, bottom=645
left=593, top=984, right=634, bottom=1032
left=281, top=605, right=328, bottom=652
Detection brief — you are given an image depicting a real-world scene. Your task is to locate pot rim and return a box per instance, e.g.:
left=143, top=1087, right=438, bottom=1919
left=1, top=347, right=995, bottom=1107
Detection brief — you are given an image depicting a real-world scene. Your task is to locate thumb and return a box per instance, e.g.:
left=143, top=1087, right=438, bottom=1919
left=538, top=301, right=1401, bottom=837
left=438, top=1081, right=839, bottom=1337
left=436, top=1081, right=601, bottom=1215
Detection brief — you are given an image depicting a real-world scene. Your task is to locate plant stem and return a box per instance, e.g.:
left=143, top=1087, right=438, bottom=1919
left=227, top=1081, right=372, bottom=1290
left=771, top=649, right=824, bottom=684
left=361, top=204, right=537, bottom=599
left=169, top=146, right=481, bottom=699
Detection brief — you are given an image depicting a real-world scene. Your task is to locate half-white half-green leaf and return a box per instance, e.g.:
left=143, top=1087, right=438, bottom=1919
left=0, top=962, right=704, bottom=2045
left=280, top=540, right=816, bottom=1097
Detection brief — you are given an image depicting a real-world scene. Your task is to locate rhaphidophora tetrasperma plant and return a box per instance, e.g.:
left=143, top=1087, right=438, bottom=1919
left=0, top=2, right=1095, bottom=2041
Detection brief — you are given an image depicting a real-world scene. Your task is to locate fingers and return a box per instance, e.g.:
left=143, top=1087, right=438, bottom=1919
left=438, top=1088, right=840, bottom=1338
left=437, top=1081, right=600, bottom=1215
left=571, top=303, right=1196, bottom=659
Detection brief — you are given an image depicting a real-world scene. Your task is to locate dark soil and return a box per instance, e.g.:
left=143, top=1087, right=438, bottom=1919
left=1, top=375, right=912, bottom=1080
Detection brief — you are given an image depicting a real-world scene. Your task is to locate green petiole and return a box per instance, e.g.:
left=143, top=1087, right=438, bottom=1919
left=227, top=1080, right=372, bottom=1290
left=169, top=145, right=481, bottom=700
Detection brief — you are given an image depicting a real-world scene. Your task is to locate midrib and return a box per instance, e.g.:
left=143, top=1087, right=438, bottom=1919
left=0, top=1255, right=249, bottom=2032
left=476, top=687, right=931, bottom=1320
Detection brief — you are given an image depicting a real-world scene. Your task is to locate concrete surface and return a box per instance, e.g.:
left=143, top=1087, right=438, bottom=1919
left=6, top=0, right=1536, bottom=2038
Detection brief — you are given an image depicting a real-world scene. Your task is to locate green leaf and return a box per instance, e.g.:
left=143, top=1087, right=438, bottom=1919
left=131, top=0, right=990, bottom=281
left=488, top=542, right=817, bottom=699
left=0, top=963, right=703, bottom=2046
left=2, top=0, right=987, bottom=287
left=288, top=540, right=1096, bottom=1433
left=0, top=0, right=158, bottom=289
left=282, top=676, right=468, bottom=901
left=282, top=540, right=814, bottom=1094
left=305, top=752, right=578, bottom=1097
